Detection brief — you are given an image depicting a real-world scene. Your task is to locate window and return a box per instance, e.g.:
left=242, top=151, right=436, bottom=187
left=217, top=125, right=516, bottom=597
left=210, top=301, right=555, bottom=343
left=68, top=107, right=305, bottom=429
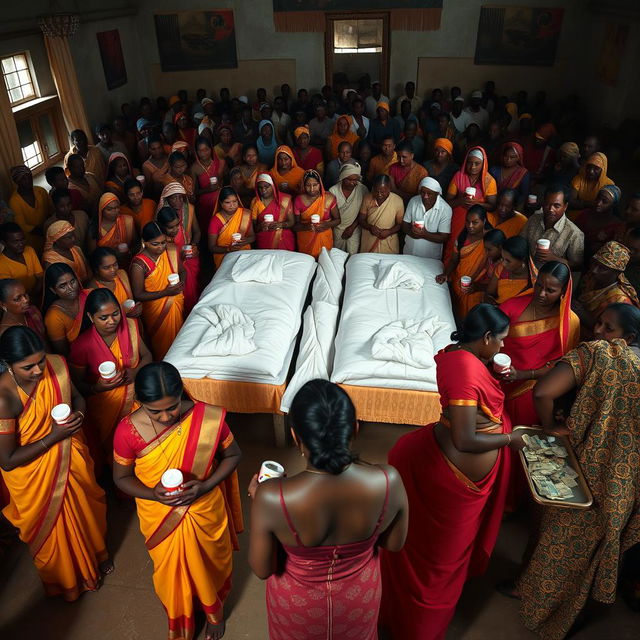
left=2, top=53, right=37, bottom=106
left=15, top=100, right=66, bottom=173
left=333, top=19, right=383, bottom=54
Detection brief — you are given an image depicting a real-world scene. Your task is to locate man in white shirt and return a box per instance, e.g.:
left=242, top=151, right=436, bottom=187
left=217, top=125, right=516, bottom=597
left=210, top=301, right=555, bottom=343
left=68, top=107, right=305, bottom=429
left=365, top=81, right=390, bottom=119
left=402, top=177, right=452, bottom=260
left=349, top=97, right=370, bottom=138
left=465, top=90, right=490, bottom=131
left=271, top=96, right=292, bottom=144
left=449, top=97, right=472, bottom=135
left=395, top=81, right=421, bottom=115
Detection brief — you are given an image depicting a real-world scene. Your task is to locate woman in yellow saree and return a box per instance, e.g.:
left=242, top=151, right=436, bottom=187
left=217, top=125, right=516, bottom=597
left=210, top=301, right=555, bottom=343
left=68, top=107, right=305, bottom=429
left=0, top=326, right=110, bottom=600
left=130, top=222, right=185, bottom=360
left=293, top=170, right=339, bottom=258
left=69, top=288, right=151, bottom=471
left=113, top=362, right=243, bottom=640
left=358, top=174, right=405, bottom=254
left=437, top=205, right=493, bottom=320
left=207, top=187, right=255, bottom=269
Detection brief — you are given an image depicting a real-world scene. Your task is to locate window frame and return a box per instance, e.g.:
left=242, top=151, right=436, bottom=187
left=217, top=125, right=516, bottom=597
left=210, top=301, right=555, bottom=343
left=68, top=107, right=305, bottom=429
left=1, top=50, right=40, bottom=107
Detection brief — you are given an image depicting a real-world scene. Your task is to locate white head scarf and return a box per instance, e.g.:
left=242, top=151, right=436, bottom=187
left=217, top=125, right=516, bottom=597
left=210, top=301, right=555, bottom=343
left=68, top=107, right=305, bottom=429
left=418, top=176, right=442, bottom=195
left=468, top=149, right=484, bottom=160
left=257, top=173, right=274, bottom=187
left=338, top=161, right=362, bottom=181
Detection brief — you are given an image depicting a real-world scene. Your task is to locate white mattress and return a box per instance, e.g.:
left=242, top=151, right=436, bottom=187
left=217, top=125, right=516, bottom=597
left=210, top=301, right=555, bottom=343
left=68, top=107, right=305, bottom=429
left=330, top=253, right=456, bottom=392
left=165, top=250, right=316, bottom=384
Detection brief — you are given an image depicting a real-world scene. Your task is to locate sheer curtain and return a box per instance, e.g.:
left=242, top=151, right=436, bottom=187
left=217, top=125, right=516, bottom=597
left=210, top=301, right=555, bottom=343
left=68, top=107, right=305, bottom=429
left=43, top=35, right=90, bottom=137
left=0, top=83, right=22, bottom=197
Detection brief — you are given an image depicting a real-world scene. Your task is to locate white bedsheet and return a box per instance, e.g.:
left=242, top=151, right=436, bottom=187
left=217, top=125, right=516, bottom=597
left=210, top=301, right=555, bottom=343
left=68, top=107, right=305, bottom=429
left=330, top=253, right=456, bottom=392
left=165, top=250, right=316, bottom=383
left=280, top=248, right=348, bottom=412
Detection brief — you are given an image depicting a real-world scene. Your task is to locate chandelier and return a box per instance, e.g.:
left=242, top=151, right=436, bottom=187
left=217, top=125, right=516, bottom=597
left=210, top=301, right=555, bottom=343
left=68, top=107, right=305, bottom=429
left=38, top=13, right=80, bottom=37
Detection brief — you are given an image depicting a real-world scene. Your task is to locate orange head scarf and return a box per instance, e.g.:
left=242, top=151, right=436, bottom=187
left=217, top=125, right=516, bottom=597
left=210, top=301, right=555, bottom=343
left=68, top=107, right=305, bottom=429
left=294, top=126, right=310, bottom=141
left=274, top=145, right=299, bottom=173
left=434, top=138, right=453, bottom=155
left=44, top=220, right=75, bottom=252
left=577, top=151, right=611, bottom=191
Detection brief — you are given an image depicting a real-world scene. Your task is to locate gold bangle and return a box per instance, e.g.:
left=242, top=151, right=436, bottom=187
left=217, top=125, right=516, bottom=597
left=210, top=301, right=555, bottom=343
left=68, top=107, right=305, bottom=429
left=77, top=411, right=85, bottom=421
left=40, top=438, right=48, bottom=451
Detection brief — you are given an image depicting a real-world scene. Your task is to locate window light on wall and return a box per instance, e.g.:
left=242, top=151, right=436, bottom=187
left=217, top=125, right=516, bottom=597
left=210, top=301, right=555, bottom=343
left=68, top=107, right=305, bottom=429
left=2, top=53, right=37, bottom=105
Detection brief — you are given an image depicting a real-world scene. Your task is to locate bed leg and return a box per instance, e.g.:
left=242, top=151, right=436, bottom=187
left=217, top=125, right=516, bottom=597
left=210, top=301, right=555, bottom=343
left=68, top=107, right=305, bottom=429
left=273, top=413, right=287, bottom=448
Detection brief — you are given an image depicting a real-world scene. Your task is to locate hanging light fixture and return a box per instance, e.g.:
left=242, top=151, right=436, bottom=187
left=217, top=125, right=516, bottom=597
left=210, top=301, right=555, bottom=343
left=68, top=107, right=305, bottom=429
left=38, top=1, right=80, bottom=38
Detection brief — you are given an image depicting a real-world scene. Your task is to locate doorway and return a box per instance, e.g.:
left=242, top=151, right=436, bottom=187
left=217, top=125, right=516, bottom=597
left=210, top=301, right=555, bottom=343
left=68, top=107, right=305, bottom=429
left=325, top=13, right=390, bottom=95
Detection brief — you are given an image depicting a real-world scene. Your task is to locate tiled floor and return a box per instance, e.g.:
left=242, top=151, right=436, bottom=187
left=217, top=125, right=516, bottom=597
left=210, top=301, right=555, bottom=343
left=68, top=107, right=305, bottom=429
left=0, top=413, right=638, bottom=639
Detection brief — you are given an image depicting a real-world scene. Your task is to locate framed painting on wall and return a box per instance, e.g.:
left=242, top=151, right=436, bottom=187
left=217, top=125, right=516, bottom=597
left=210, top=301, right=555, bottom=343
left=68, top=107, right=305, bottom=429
left=154, top=10, right=238, bottom=71
left=474, top=6, right=564, bottom=66
left=96, top=29, right=127, bottom=90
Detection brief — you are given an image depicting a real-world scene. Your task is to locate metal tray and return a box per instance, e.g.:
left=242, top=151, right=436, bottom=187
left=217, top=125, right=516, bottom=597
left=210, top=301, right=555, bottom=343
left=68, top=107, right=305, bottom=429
left=514, top=425, right=593, bottom=510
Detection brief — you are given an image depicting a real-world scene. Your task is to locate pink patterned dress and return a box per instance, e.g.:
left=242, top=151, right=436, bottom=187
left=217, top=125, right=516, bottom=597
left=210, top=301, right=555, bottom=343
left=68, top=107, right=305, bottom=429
left=266, top=468, right=389, bottom=640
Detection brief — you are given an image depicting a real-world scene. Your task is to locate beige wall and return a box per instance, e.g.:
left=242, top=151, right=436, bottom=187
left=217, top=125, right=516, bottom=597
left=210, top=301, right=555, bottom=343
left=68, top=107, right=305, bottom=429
left=150, top=59, right=296, bottom=101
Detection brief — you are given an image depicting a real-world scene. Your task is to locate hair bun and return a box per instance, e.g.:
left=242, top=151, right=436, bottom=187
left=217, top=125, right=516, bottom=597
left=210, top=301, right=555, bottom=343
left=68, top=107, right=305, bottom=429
left=451, top=329, right=464, bottom=342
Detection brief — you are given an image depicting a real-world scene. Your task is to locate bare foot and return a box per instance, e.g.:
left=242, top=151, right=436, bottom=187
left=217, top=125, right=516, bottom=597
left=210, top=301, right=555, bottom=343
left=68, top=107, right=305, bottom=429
left=99, top=559, right=115, bottom=575
left=204, top=619, right=225, bottom=640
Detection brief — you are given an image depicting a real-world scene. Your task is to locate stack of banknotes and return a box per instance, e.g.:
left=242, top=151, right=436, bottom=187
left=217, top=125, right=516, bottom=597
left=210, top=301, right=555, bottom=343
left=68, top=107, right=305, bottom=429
left=521, top=433, right=579, bottom=500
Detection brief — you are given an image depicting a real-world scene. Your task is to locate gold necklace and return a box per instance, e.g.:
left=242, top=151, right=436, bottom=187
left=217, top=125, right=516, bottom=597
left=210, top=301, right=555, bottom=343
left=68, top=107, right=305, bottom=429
left=303, top=467, right=331, bottom=475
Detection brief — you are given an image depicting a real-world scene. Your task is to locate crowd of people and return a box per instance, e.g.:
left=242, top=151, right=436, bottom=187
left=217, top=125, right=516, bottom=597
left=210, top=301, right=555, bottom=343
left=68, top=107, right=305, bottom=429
left=0, top=77, right=639, bottom=640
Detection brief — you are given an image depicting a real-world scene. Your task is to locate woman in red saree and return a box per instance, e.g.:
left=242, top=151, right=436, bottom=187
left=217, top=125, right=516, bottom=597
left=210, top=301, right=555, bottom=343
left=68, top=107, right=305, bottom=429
left=445, top=146, right=497, bottom=264
left=0, top=278, right=46, bottom=343
left=292, top=127, right=324, bottom=175
left=69, top=288, right=151, bottom=470
left=130, top=222, right=185, bottom=360
left=191, top=136, right=225, bottom=234
left=293, top=170, right=339, bottom=259
left=389, top=141, right=429, bottom=204
left=489, top=142, right=530, bottom=208
left=114, top=362, right=243, bottom=640
left=499, top=261, right=579, bottom=426
left=251, top=173, right=296, bottom=250
left=156, top=182, right=202, bottom=313
left=380, top=304, right=521, bottom=640
left=249, top=380, right=408, bottom=640
left=0, top=326, right=110, bottom=600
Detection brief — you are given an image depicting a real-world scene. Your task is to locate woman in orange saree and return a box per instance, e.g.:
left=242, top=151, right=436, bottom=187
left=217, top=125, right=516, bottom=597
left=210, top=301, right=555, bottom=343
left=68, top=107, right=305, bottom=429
left=498, top=261, right=579, bottom=426
left=207, top=187, right=255, bottom=270
left=445, top=146, right=498, bottom=264
left=89, top=193, right=137, bottom=270
left=43, top=263, right=90, bottom=358
left=326, top=115, right=359, bottom=161
left=237, top=144, right=268, bottom=205
left=388, top=141, right=429, bottom=204
left=569, top=151, right=614, bottom=213
left=293, top=170, right=339, bottom=258
left=70, top=288, right=151, bottom=471
left=142, top=135, right=169, bottom=199
left=160, top=151, right=195, bottom=205
left=113, top=362, right=243, bottom=640
left=485, top=236, right=535, bottom=305
left=104, top=152, right=135, bottom=203
left=380, top=304, right=520, bottom=640
left=42, top=220, right=91, bottom=285
left=214, top=124, right=243, bottom=167
left=490, top=189, right=528, bottom=238
left=130, top=222, right=185, bottom=360
left=0, top=326, right=109, bottom=601
left=437, top=206, right=492, bottom=320
left=121, top=178, right=157, bottom=234
left=251, top=173, right=296, bottom=251
left=270, top=146, right=305, bottom=197
left=87, top=247, right=142, bottom=320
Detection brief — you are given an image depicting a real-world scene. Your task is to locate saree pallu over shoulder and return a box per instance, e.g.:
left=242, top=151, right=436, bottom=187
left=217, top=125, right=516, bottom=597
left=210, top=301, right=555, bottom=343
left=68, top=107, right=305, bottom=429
left=1, top=355, right=107, bottom=601
left=380, top=349, right=510, bottom=640
left=211, top=207, right=253, bottom=268
left=294, top=192, right=334, bottom=258
left=450, top=239, right=487, bottom=319
left=119, top=402, right=243, bottom=639
left=134, top=246, right=184, bottom=360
